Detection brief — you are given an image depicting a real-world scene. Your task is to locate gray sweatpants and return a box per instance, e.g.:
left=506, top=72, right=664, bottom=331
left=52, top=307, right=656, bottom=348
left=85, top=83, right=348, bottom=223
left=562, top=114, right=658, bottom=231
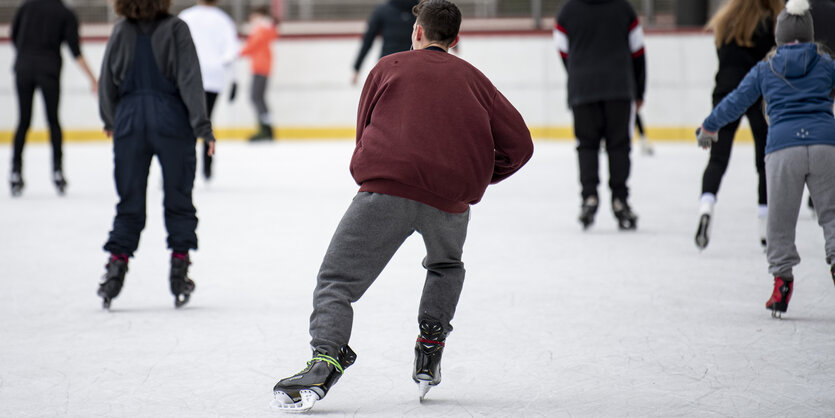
left=309, top=192, right=470, bottom=355
left=765, top=144, right=835, bottom=277
left=250, top=74, right=269, bottom=124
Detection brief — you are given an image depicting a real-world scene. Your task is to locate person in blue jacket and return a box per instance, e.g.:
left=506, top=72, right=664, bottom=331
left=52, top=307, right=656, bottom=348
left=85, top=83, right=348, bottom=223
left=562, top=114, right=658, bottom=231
left=697, top=0, right=835, bottom=318
left=96, top=0, right=215, bottom=309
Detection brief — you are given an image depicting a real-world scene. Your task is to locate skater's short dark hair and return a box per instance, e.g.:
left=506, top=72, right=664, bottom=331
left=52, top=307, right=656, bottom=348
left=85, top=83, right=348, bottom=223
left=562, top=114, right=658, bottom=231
left=412, top=0, right=461, bottom=47
left=114, top=0, right=171, bottom=20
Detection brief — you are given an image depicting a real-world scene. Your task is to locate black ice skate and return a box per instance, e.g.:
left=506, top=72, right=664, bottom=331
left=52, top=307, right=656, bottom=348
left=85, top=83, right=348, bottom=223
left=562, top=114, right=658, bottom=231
left=271, top=345, right=357, bottom=413
left=169, top=254, right=195, bottom=308
left=613, top=198, right=638, bottom=230
left=10, top=171, right=23, bottom=197
left=578, top=196, right=598, bottom=230
left=98, top=255, right=128, bottom=309
left=413, top=320, right=446, bottom=401
left=695, top=214, right=711, bottom=250
left=53, top=170, right=67, bottom=195
left=765, top=276, right=793, bottom=319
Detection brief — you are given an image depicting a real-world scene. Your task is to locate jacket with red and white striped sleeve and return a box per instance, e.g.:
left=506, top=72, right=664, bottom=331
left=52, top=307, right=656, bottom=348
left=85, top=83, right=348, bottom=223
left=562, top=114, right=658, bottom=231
left=553, top=0, right=646, bottom=107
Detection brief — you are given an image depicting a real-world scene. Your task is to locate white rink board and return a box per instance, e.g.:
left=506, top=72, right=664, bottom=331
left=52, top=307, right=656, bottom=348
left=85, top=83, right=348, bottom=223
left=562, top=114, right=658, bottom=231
left=0, top=33, right=718, bottom=134
left=1, top=140, right=834, bottom=417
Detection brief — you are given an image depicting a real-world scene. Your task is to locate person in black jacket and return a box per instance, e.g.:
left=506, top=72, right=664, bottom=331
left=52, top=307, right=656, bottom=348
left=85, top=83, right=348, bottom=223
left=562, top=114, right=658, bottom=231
left=96, top=0, right=215, bottom=310
left=554, top=0, right=646, bottom=231
left=694, top=0, right=783, bottom=251
left=9, top=0, right=97, bottom=197
left=351, top=0, right=419, bottom=85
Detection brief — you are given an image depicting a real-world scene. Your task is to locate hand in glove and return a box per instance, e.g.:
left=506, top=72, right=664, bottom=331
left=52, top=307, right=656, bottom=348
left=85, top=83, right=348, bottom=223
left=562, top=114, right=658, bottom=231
left=696, top=126, right=718, bottom=150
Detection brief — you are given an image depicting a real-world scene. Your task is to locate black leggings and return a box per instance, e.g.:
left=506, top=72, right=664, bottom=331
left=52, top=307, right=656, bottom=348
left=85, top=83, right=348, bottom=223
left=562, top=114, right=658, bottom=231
left=701, top=96, right=768, bottom=205
left=12, top=71, right=62, bottom=173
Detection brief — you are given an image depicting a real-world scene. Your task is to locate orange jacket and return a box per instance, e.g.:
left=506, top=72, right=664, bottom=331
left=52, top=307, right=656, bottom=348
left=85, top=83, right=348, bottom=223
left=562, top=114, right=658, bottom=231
left=240, top=20, right=276, bottom=76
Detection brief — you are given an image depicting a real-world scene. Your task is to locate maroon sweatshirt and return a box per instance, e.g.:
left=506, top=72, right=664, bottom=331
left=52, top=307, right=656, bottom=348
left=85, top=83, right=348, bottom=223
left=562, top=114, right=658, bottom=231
left=352, top=47, right=533, bottom=213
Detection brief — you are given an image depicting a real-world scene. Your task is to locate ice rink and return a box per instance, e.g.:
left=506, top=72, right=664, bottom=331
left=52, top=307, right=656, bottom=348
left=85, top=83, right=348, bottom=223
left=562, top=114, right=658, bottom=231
left=1, top=139, right=834, bottom=417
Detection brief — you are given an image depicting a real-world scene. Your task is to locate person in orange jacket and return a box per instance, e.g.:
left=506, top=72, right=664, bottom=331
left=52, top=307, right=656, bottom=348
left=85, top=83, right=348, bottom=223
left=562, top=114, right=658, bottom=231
left=240, top=6, right=277, bottom=141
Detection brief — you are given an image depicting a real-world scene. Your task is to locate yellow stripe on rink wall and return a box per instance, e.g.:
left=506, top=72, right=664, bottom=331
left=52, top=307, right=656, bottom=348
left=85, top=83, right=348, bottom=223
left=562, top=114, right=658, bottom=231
left=0, top=126, right=755, bottom=143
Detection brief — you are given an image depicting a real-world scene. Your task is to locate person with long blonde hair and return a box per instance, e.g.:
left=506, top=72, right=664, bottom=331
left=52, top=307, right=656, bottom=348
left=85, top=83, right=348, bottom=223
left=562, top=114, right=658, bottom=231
left=695, top=0, right=783, bottom=251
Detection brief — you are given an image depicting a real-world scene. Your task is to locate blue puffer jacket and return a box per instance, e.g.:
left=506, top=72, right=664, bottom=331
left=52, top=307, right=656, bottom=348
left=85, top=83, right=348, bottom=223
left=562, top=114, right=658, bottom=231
left=703, top=43, right=835, bottom=154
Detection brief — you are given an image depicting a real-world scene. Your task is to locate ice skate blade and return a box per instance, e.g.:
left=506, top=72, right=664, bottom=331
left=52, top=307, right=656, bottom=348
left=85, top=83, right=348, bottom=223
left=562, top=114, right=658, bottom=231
left=270, top=389, right=319, bottom=413
left=695, top=214, right=710, bottom=250
left=771, top=309, right=784, bottom=319
left=174, top=294, right=190, bottom=308
left=418, top=380, right=431, bottom=401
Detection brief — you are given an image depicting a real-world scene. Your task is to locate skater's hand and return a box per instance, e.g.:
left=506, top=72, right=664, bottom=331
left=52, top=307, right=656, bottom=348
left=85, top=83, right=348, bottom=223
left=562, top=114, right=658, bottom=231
left=635, top=99, right=643, bottom=112
left=696, top=126, right=717, bottom=149
left=104, top=129, right=113, bottom=139
left=204, top=139, right=216, bottom=157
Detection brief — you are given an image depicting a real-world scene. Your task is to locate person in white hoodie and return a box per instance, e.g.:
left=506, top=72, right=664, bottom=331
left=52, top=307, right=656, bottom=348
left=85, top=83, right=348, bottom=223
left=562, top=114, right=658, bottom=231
left=180, top=0, right=238, bottom=180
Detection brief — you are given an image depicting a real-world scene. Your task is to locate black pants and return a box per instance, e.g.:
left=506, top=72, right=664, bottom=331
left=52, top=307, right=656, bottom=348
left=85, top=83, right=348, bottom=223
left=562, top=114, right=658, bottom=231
left=701, top=96, right=768, bottom=205
left=12, top=71, right=62, bottom=173
left=572, top=100, right=633, bottom=202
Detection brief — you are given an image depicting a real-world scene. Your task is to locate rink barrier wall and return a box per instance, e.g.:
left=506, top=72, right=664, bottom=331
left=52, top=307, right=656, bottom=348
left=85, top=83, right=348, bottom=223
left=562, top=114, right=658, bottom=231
left=0, top=31, right=755, bottom=143
left=0, top=126, right=753, bottom=143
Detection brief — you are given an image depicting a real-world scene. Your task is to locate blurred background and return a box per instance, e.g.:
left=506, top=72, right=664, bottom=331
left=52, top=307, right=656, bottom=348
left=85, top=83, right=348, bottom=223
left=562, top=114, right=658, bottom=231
left=0, top=0, right=727, bottom=29
left=0, top=1, right=744, bottom=142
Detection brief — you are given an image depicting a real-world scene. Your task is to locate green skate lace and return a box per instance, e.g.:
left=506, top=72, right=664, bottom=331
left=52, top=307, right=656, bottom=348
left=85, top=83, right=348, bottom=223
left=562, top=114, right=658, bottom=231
left=306, top=353, right=344, bottom=374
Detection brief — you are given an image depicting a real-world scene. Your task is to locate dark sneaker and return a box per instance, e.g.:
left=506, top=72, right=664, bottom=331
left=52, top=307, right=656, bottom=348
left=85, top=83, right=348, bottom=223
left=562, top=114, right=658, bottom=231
left=272, top=345, right=357, bottom=412
left=53, top=170, right=67, bottom=195
left=98, top=255, right=128, bottom=309
left=765, top=276, right=793, bottom=318
left=579, top=196, right=599, bottom=230
left=613, top=198, right=638, bottom=230
left=10, top=171, right=23, bottom=197
left=413, top=320, right=446, bottom=400
left=170, top=254, right=195, bottom=308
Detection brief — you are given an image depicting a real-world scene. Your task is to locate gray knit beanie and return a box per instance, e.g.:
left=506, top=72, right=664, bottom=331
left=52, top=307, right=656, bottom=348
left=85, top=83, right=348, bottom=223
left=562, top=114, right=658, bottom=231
left=775, top=0, right=814, bottom=45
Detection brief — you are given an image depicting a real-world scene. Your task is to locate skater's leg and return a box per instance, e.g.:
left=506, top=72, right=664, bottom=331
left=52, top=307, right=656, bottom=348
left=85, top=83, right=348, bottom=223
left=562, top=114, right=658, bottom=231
left=806, top=144, right=835, bottom=265
left=602, top=99, right=633, bottom=203
left=415, top=205, right=470, bottom=333
left=310, top=192, right=417, bottom=354
left=701, top=116, right=740, bottom=199
left=39, top=73, right=63, bottom=173
left=572, top=102, right=604, bottom=200
left=156, top=135, right=198, bottom=253
left=765, top=147, right=808, bottom=277
left=12, top=72, right=36, bottom=174
left=747, top=100, right=769, bottom=207
left=104, top=133, right=154, bottom=257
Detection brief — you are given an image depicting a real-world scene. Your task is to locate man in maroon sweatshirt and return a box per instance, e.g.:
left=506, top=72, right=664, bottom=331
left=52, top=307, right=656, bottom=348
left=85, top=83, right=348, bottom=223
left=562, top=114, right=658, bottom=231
left=271, top=0, right=533, bottom=412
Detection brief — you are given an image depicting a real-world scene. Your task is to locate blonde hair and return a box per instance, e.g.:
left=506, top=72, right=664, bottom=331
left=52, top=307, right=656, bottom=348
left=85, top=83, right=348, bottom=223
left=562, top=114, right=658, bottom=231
left=706, top=0, right=783, bottom=48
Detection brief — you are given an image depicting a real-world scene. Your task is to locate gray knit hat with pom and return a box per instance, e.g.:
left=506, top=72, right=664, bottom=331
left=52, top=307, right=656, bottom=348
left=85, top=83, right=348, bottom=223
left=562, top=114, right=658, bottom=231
left=775, top=0, right=814, bottom=45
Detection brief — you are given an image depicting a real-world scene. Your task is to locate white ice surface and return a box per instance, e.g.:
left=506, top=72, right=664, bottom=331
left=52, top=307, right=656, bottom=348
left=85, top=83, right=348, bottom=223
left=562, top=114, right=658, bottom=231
left=1, top=140, right=834, bottom=417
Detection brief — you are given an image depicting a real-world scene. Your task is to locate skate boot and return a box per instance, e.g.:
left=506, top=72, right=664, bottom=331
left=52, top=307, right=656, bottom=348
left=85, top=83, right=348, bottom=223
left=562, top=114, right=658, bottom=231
left=765, top=276, right=793, bottom=319
left=613, top=198, right=638, bottom=230
left=170, top=253, right=195, bottom=308
left=695, top=200, right=714, bottom=250
left=53, top=170, right=67, bottom=195
left=578, top=196, right=598, bottom=230
left=413, top=320, right=446, bottom=401
left=97, top=254, right=128, bottom=309
left=10, top=171, right=23, bottom=197
left=271, top=345, right=357, bottom=412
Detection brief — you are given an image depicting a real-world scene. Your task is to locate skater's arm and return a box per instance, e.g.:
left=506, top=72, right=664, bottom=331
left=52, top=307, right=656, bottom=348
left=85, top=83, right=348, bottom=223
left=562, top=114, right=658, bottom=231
left=703, top=65, right=763, bottom=133
left=629, top=16, right=646, bottom=108
left=173, top=20, right=215, bottom=143
left=553, top=21, right=569, bottom=69
left=98, top=36, right=119, bottom=132
left=354, top=7, right=383, bottom=73
left=489, top=90, right=534, bottom=184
